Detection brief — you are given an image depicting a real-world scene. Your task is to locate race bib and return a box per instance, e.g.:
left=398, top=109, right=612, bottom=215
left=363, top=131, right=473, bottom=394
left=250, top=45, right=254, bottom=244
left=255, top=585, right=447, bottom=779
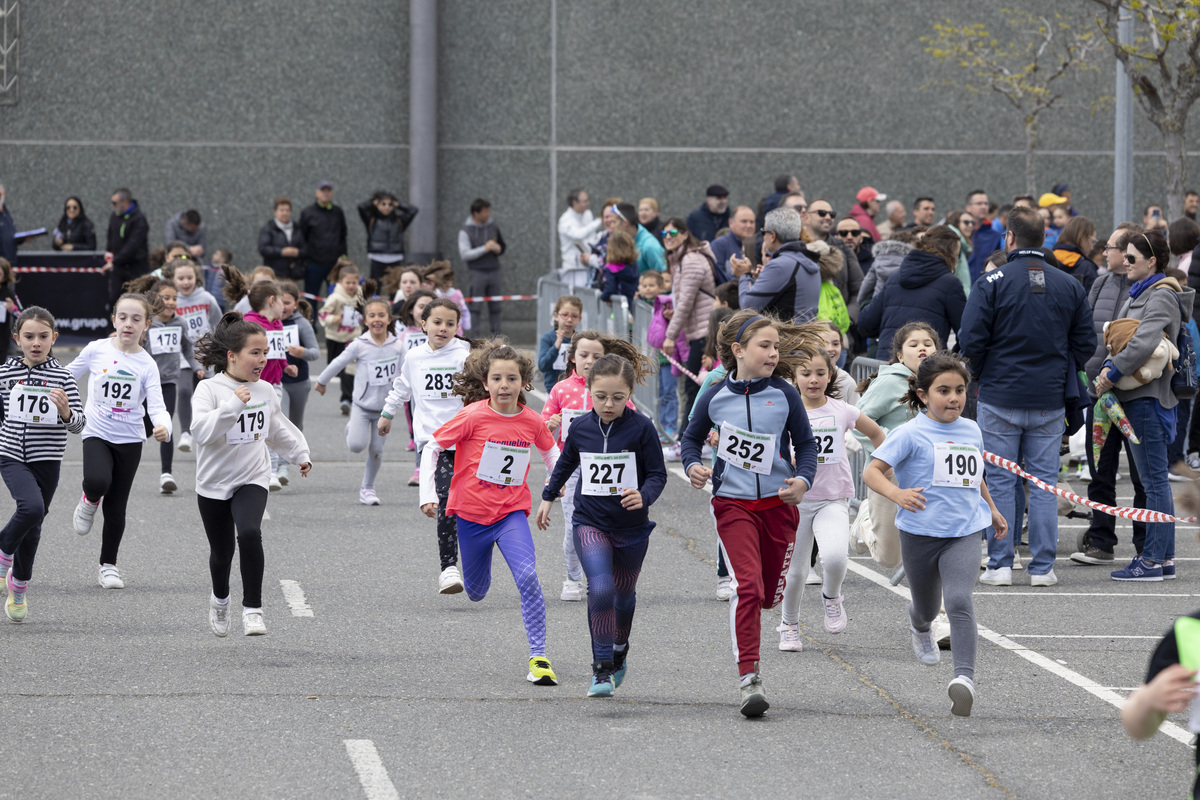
left=148, top=327, right=181, bottom=355
left=368, top=355, right=399, bottom=387
left=812, top=422, right=843, bottom=465
left=476, top=441, right=531, bottom=485
left=552, top=343, right=571, bottom=371
left=580, top=452, right=638, bottom=496
left=281, top=325, right=299, bottom=348
left=405, top=333, right=428, bottom=352
left=560, top=407, right=587, bottom=442
left=179, top=309, right=209, bottom=341
left=418, top=366, right=456, bottom=399
left=265, top=329, right=289, bottom=361
left=8, top=383, right=58, bottom=425
left=341, top=306, right=362, bottom=330
left=98, top=373, right=140, bottom=423
left=717, top=422, right=775, bottom=476
left=932, top=443, right=983, bottom=489
left=226, top=399, right=269, bottom=445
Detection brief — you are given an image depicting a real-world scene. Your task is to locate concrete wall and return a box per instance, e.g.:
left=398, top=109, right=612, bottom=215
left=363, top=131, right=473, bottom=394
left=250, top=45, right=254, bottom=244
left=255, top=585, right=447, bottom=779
left=2, top=1, right=1198, bottom=339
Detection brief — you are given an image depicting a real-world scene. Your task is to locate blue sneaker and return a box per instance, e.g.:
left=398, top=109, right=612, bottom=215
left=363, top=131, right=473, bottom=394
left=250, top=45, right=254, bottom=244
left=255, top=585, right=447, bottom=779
left=1162, top=559, right=1177, bottom=580
left=588, top=662, right=614, bottom=697
left=612, top=646, right=629, bottom=688
left=1110, top=556, right=1164, bottom=582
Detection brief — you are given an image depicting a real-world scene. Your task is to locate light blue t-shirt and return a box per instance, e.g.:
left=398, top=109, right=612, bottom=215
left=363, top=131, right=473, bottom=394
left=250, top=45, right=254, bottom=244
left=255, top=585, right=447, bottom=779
left=871, top=411, right=992, bottom=539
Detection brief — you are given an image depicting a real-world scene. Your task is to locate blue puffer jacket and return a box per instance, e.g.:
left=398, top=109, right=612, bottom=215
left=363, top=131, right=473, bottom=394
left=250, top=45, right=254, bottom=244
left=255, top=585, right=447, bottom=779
left=857, top=249, right=966, bottom=361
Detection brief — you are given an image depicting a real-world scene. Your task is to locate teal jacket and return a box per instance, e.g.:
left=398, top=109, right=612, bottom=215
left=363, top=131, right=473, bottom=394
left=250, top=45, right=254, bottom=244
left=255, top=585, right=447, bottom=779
left=853, top=362, right=916, bottom=455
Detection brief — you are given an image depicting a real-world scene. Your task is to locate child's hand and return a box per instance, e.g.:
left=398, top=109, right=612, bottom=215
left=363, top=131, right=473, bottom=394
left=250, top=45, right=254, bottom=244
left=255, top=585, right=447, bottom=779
left=619, top=489, right=643, bottom=510
left=233, top=385, right=251, bottom=404
left=990, top=506, right=1009, bottom=540
left=702, top=355, right=713, bottom=370
left=894, top=487, right=927, bottom=512
left=778, top=477, right=807, bottom=505
left=663, top=307, right=674, bottom=320
left=546, top=413, right=562, bottom=431
left=195, top=369, right=206, bottom=380
left=420, top=502, right=437, bottom=519
left=535, top=500, right=553, bottom=530
left=662, top=339, right=675, bottom=357
left=314, top=383, right=326, bottom=396
left=287, top=345, right=306, bottom=358
left=284, top=364, right=298, bottom=378
left=152, top=424, right=170, bottom=443
left=554, top=331, right=564, bottom=348
left=377, top=417, right=392, bottom=436
left=687, top=464, right=712, bottom=489
left=49, top=387, right=71, bottom=420
left=707, top=430, right=720, bottom=448
left=1140, top=664, right=1199, bottom=714
left=299, top=462, right=312, bottom=477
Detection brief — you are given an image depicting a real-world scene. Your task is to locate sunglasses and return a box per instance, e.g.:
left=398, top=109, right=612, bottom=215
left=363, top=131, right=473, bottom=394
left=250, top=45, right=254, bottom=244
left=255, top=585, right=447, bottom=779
left=661, top=229, right=682, bottom=238
left=836, top=229, right=861, bottom=238
left=812, top=209, right=835, bottom=219
left=65, top=204, right=80, bottom=210
left=1123, top=253, right=1141, bottom=264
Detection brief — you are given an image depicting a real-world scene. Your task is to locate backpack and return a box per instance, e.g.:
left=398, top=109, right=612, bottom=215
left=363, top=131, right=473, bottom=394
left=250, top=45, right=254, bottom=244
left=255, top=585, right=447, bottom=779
left=818, top=281, right=850, bottom=334
left=1170, top=293, right=1198, bottom=399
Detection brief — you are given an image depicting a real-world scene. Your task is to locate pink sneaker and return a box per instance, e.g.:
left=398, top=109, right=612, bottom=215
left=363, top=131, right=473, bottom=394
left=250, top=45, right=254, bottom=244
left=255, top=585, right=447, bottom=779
left=408, top=468, right=420, bottom=487
left=406, top=439, right=416, bottom=452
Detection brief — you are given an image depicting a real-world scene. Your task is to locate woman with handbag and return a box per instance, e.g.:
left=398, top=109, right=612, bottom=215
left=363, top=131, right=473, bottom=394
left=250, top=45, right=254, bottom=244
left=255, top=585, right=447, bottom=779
left=1095, top=230, right=1195, bottom=582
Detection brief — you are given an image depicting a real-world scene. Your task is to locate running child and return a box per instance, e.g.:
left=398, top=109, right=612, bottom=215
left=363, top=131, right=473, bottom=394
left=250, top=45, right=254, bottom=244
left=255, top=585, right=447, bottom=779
left=0, top=307, right=86, bottom=621
left=125, top=275, right=203, bottom=494
left=315, top=281, right=404, bottom=505
left=541, top=330, right=641, bottom=602
left=318, top=258, right=365, bottom=415
left=778, top=350, right=884, bottom=648
left=422, top=260, right=471, bottom=335
left=680, top=309, right=822, bottom=717
left=277, top=281, right=321, bottom=482
left=537, top=352, right=664, bottom=696
left=68, top=289, right=172, bottom=589
left=395, top=289, right=437, bottom=475
left=817, top=320, right=857, bottom=404
left=538, top=295, right=583, bottom=392
left=169, top=258, right=221, bottom=454
left=418, top=340, right=561, bottom=685
left=232, top=266, right=277, bottom=315
left=379, top=297, right=470, bottom=592
left=863, top=351, right=1007, bottom=717
left=386, top=265, right=423, bottom=308
left=191, top=312, right=312, bottom=637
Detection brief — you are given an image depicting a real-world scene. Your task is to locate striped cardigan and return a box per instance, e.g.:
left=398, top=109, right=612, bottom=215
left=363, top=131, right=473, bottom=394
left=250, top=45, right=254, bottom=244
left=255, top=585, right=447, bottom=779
left=0, top=356, right=86, bottom=462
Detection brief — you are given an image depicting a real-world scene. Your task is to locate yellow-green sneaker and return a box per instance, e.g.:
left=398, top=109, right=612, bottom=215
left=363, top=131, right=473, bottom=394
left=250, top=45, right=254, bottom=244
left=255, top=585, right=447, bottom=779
left=526, top=656, right=558, bottom=686
left=5, top=570, right=26, bottom=623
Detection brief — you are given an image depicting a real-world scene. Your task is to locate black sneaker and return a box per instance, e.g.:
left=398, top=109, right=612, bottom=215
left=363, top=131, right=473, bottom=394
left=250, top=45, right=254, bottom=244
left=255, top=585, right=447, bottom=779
left=1070, top=546, right=1115, bottom=565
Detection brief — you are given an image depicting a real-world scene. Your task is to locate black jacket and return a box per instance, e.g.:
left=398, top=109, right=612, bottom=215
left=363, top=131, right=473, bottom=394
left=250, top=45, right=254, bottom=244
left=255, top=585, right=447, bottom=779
left=257, top=219, right=308, bottom=278
left=857, top=249, right=966, bottom=361
left=298, top=202, right=348, bottom=268
left=1051, top=242, right=1100, bottom=295
left=52, top=217, right=97, bottom=251
left=357, top=200, right=418, bottom=257
left=105, top=201, right=150, bottom=273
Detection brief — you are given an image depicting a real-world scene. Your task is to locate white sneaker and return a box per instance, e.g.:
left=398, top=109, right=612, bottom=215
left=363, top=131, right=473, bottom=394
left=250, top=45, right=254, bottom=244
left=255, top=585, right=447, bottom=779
left=932, top=612, right=952, bottom=650
left=269, top=474, right=283, bottom=492
left=805, top=567, right=822, bottom=586
left=438, top=566, right=464, bottom=594
left=700, top=443, right=714, bottom=461
left=911, top=625, right=940, bottom=666
left=777, top=622, right=803, bottom=652
left=1030, top=569, right=1058, bottom=587
left=359, top=488, right=381, bottom=506
left=73, top=493, right=99, bottom=536
left=715, top=576, right=734, bottom=601
left=948, top=675, right=976, bottom=717
left=98, top=563, right=124, bottom=589
left=560, top=579, right=584, bottom=601
left=979, top=567, right=1012, bottom=586
left=277, top=465, right=289, bottom=486
left=663, top=443, right=682, bottom=463
left=209, top=594, right=230, bottom=637
left=242, top=608, right=267, bottom=636
left=822, top=594, right=847, bottom=634
left=160, top=473, right=177, bottom=494
left=1012, top=553, right=1024, bottom=571
left=178, top=432, right=194, bottom=452
left=1076, top=462, right=1092, bottom=481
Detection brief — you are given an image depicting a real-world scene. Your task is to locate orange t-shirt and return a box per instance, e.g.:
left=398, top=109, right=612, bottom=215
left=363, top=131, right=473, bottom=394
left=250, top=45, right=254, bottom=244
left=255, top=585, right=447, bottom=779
left=432, top=399, right=557, bottom=526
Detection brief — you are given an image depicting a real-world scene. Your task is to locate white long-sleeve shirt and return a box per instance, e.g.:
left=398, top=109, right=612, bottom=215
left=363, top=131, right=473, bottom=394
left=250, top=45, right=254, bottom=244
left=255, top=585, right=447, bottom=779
left=557, top=207, right=602, bottom=273
left=380, top=337, right=470, bottom=448
left=68, top=338, right=172, bottom=444
left=191, top=372, right=310, bottom=500
left=316, top=331, right=406, bottom=411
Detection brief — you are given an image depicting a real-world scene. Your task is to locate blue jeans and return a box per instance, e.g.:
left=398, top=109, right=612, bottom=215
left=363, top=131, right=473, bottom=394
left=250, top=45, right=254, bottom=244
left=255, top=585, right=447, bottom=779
left=304, top=262, right=330, bottom=299
left=1122, top=398, right=1175, bottom=564
left=978, top=403, right=1064, bottom=575
left=657, top=363, right=678, bottom=435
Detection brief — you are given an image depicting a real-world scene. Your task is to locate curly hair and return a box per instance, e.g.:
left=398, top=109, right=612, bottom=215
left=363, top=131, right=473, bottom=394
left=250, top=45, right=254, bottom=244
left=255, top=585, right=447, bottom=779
left=193, top=312, right=266, bottom=373
left=564, top=329, right=653, bottom=385
left=714, top=309, right=828, bottom=380
left=452, top=339, right=534, bottom=407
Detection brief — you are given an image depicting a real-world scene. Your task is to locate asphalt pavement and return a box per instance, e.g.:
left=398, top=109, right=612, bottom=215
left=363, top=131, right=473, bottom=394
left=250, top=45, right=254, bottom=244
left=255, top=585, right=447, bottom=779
left=0, top=366, right=1196, bottom=799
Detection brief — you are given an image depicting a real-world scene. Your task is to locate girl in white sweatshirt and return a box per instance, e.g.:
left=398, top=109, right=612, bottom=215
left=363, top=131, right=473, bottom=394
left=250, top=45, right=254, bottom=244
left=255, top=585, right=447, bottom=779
left=378, top=298, right=470, bottom=593
left=167, top=259, right=221, bottom=454
left=191, top=312, right=311, bottom=637
left=315, top=286, right=405, bottom=506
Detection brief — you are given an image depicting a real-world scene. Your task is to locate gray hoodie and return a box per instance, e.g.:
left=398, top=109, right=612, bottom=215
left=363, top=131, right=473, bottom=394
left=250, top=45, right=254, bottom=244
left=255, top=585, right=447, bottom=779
left=858, top=239, right=913, bottom=309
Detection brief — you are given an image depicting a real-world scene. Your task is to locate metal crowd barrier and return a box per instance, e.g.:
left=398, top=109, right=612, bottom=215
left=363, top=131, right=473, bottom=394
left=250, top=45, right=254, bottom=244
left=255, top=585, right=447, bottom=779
left=630, top=298, right=660, bottom=428
left=847, top=357, right=882, bottom=502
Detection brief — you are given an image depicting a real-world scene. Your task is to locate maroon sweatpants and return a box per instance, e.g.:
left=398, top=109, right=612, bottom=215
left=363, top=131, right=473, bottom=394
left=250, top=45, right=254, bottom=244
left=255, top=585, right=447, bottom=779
left=712, top=496, right=799, bottom=676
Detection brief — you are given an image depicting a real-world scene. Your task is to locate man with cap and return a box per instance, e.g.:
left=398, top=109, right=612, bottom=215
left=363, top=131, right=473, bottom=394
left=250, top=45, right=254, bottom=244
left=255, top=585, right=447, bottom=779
left=850, top=187, right=885, bottom=242
left=299, top=180, right=348, bottom=299
left=686, top=185, right=731, bottom=244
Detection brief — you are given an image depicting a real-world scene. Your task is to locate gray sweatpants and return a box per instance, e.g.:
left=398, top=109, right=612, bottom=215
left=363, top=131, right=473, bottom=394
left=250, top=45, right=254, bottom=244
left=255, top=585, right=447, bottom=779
left=899, top=530, right=979, bottom=681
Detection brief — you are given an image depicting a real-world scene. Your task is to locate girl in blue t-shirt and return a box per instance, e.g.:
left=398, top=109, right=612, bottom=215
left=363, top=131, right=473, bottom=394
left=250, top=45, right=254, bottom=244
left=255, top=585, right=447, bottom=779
left=863, top=351, right=1008, bottom=719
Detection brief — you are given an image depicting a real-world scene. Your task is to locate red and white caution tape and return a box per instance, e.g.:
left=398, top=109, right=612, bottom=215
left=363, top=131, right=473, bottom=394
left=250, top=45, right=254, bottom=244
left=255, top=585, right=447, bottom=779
left=463, top=294, right=537, bottom=302
left=654, top=348, right=704, bottom=386
left=14, top=266, right=107, bottom=273
left=983, top=450, right=1197, bottom=524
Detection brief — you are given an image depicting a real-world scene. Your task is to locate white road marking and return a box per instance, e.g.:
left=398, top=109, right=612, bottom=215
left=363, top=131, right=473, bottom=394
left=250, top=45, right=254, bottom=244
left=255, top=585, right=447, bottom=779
left=343, top=740, right=400, bottom=800
left=975, top=592, right=1200, bottom=597
left=279, top=579, right=314, bottom=617
left=263, top=510, right=271, bottom=521
left=1005, top=634, right=1160, bottom=639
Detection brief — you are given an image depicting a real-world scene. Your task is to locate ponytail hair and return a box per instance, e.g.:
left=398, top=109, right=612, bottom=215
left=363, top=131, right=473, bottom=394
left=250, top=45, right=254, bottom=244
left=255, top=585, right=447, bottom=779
left=277, top=280, right=313, bottom=322
left=901, top=351, right=972, bottom=413
left=587, top=353, right=638, bottom=392
left=193, top=311, right=266, bottom=373
left=566, top=329, right=652, bottom=385
left=221, top=264, right=278, bottom=312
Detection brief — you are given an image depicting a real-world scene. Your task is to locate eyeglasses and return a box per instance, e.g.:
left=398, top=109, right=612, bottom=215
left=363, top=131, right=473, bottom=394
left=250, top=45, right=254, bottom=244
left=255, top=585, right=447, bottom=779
left=557, top=311, right=581, bottom=320
left=592, top=393, right=628, bottom=406
left=812, top=209, right=835, bottom=219
left=836, top=229, right=861, bottom=238
left=1102, top=244, right=1121, bottom=252
left=661, top=229, right=682, bottom=238
left=759, top=228, right=776, bottom=237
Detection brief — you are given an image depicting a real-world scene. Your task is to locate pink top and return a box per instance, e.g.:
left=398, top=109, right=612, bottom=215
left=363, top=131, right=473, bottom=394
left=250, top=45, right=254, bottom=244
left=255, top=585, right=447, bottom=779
left=244, top=311, right=285, bottom=385
left=803, top=397, right=860, bottom=501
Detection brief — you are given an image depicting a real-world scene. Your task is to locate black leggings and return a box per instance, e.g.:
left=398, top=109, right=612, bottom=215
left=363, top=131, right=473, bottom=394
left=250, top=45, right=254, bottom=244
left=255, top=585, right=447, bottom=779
left=197, top=485, right=268, bottom=608
left=82, top=438, right=143, bottom=565
left=143, top=383, right=178, bottom=474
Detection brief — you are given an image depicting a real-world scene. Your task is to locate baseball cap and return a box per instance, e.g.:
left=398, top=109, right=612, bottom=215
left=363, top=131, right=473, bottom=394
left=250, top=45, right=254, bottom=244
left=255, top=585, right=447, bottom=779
left=705, top=184, right=729, bottom=198
left=1038, top=192, right=1068, bottom=208
left=317, top=181, right=333, bottom=191
left=856, top=187, right=886, bottom=203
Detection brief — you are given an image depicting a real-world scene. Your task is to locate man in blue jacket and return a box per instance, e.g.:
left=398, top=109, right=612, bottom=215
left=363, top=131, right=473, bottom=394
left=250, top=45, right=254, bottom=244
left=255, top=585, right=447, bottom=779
left=733, top=207, right=820, bottom=323
left=958, top=206, right=1096, bottom=588
left=966, top=190, right=1002, bottom=283
left=686, top=185, right=731, bottom=244
left=708, top=205, right=754, bottom=285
